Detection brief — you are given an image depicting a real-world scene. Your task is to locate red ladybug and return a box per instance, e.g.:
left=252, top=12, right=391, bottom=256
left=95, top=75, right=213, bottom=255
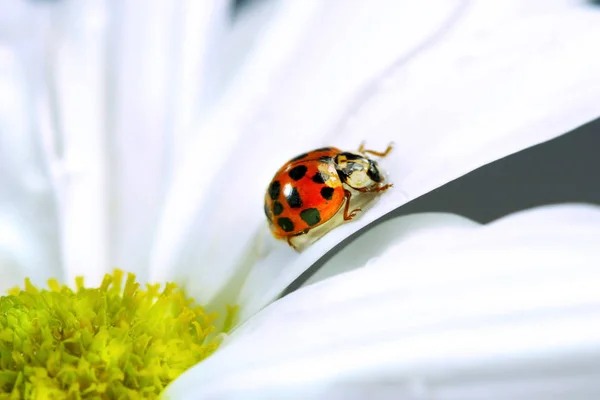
left=264, top=143, right=392, bottom=249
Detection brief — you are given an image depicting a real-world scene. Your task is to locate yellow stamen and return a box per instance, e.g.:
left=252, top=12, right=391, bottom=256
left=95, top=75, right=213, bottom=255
left=0, top=269, right=223, bottom=398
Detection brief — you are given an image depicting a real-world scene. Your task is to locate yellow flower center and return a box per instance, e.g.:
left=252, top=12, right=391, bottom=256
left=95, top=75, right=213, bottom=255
left=0, top=269, right=227, bottom=399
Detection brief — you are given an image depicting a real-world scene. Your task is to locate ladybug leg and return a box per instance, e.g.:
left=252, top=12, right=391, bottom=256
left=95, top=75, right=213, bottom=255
left=355, top=183, right=393, bottom=193
left=286, top=228, right=311, bottom=251
left=343, top=189, right=362, bottom=221
left=286, top=236, right=299, bottom=250
left=358, top=141, right=393, bottom=158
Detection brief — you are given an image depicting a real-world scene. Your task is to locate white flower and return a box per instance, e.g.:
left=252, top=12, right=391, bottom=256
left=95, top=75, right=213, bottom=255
left=1, top=0, right=600, bottom=398
left=167, top=204, right=600, bottom=399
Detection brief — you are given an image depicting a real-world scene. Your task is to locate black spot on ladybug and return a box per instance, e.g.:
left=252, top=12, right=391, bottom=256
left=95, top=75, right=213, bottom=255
left=314, top=147, right=332, bottom=152
left=291, top=152, right=309, bottom=162
left=286, top=187, right=303, bottom=208
left=312, top=171, right=329, bottom=184
left=300, top=208, right=321, bottom=226
left=320, top=187, right=334, bottom=201
left=277, top=217, right=294, bottom=232
left=319, top=156, right=334, bottom=163
left=272, top=201, right=284, bottom=216
left=288, top=165, right=308, bottom=181
left=264, top=202, right=272, bottom=221
left=268, top=180, right=280, bottom=200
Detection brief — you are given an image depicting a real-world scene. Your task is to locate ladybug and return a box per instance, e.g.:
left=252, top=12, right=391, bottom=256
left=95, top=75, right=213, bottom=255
left=264, top=143, right=393, bottom=250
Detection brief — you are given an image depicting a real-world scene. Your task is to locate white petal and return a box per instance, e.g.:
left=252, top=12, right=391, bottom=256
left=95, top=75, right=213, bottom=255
left=0, top=217, right=40, bottom=292
left=165, top=204, right=600, bottom=399
left=208, top=0, right=284, bottom=112
left=237, top=0, right=600, bottom=320
left=108, top=0, right=229, bottom=280
left=301, top=213, right=479, bottom=288
left=151, top=0, right=465, bottom=309
left=31, top=0, right=230, bottom=283
left=0, top=34, right=63, bottom=288
left=47, top=1, right=111, bottom=286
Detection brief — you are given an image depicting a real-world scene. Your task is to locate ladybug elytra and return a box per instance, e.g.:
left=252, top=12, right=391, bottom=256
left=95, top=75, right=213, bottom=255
left=264, top=143, right=393, bottom=250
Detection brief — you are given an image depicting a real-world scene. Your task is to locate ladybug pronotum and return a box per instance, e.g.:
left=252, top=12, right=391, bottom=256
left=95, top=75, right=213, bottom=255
left=264, top=143, right=393, bottom=250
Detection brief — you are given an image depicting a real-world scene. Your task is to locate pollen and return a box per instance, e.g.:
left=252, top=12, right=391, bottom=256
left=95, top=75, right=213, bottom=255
left=0, top=269, right=221, bottom=398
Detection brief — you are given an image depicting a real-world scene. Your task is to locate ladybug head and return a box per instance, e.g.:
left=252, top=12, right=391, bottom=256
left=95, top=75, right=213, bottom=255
left=334, top=152, right=384, bottom=190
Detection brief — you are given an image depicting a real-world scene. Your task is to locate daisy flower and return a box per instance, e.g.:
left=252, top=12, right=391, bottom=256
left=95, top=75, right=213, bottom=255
left=1, top=0, right=600, bottom=398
